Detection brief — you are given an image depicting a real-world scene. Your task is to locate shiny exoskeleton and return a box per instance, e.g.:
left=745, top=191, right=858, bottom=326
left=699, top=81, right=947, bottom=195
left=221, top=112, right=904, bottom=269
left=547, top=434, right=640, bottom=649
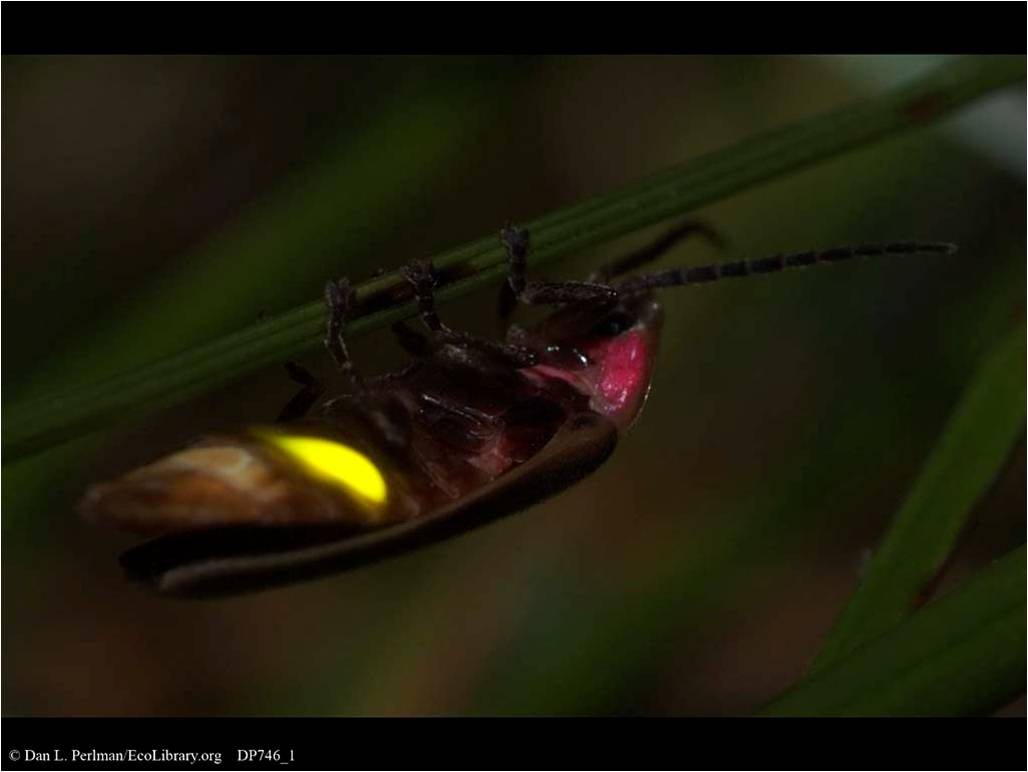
left=80, top=221, right=955, bottom=597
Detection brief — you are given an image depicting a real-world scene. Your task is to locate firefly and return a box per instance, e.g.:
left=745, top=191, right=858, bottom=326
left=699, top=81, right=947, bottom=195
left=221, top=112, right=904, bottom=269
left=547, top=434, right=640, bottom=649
left=79, top=222, right=955, bottom=597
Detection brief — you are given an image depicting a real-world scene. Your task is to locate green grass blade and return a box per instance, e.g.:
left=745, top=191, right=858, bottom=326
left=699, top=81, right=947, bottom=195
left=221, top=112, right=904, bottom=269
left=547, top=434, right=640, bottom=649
left=762, top=544, right=1026, bottom=716
left=809, top=321, right=1026, bottom=674
left=3, top=56, right=1023, bottom=461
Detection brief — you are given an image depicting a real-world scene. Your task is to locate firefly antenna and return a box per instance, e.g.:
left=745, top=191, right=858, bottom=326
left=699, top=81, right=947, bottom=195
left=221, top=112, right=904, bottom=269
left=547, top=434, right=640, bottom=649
left=614, top=242, right=957, bottom=294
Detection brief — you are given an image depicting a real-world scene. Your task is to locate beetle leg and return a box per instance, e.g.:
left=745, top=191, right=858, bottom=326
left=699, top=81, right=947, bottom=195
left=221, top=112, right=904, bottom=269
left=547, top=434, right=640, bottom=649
left=323, top=277, right=414, bottom=443
left=403, top=260, right=448, bottom=333
left=499, top=224, right=618, bottom=319
left=276, top=362, right=325, bottom=422
left=496, top=220, right=725, bottom=321
left=324, top=277, right=365, bottom=391
left=587, top=220, right=727, bottom=283
left=403, top=260, right=537, bottom=367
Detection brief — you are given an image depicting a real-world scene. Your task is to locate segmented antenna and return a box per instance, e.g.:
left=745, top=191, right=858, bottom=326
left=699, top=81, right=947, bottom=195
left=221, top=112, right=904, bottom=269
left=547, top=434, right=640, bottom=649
left=614, top=242, right=957, bottom=294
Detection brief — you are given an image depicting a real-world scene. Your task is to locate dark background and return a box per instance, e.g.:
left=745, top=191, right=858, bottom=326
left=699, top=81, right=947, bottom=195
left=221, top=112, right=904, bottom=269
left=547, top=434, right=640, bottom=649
left=3, top=55, right=1024, bottom=715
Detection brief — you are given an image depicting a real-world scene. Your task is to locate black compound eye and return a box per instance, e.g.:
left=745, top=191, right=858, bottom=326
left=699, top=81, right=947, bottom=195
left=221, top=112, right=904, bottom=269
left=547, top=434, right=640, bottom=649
left=591, top=311, right=634, bottom=338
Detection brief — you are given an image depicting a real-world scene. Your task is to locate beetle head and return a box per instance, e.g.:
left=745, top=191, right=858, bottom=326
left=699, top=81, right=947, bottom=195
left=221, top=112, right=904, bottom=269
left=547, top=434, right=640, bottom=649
left=523, top=292, right=663, bottom=430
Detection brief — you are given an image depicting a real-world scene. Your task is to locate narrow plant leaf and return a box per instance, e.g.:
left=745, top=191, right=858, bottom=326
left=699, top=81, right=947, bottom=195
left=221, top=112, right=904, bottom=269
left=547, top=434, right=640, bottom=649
left=809, top=321, right=1026, bottom=674
left=3, top=56, right=1023, bottom=461
left=762, top=544, right=1025, bottom=716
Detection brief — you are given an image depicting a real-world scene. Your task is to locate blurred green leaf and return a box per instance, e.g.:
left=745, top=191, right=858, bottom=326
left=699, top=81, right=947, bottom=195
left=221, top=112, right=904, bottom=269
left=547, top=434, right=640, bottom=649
left=810, top=321, right=1026, bottom=674
left=3, top=55, right=1023, bottom=462
left=762, top=544, right=1025, bottom=716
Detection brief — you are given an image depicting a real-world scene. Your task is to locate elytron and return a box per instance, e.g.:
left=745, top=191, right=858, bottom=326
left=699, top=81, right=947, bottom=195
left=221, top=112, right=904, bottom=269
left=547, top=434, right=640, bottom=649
left=80, top=222, right=955, bottom=597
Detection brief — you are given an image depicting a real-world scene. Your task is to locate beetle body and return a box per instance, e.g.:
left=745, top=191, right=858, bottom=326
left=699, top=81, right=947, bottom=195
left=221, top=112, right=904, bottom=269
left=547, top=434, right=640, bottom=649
left=83, top=288, right=661, bottom=597
left=80, top=223, right=954, bottom=597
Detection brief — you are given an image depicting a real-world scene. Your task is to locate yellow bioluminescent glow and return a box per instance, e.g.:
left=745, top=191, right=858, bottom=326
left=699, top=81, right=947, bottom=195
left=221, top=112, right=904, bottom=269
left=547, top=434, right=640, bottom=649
left=257, top=431, right=388, bottom=505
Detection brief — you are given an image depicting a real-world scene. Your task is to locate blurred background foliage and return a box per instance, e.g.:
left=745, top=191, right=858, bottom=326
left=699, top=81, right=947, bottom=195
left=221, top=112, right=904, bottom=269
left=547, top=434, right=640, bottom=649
left=2, top=55, right=1024, bottom=715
